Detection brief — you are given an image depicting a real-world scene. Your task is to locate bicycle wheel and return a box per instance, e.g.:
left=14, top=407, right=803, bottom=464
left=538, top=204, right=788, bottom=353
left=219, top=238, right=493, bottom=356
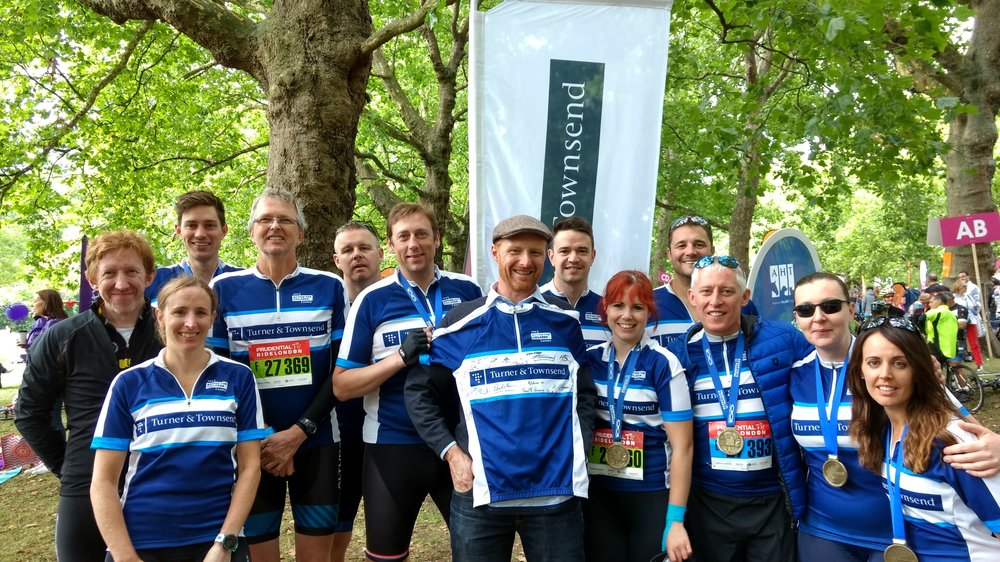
left=950, top=364, right=985, bottom=413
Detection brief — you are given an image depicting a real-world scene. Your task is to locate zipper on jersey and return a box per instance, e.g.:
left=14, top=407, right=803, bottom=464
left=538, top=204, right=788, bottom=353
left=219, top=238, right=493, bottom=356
left=513, top=307, right=523, bottom=353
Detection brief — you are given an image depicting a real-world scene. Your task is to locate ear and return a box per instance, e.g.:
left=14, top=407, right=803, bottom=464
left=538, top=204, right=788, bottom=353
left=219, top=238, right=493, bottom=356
left=144, top=270, right=156, bottom=287
left=491, top=243, right=500, bottom=264
left=155, top=307, right=164, bottom=324
left=741, top=288, right=751, bottom=307
left=174, top=224, right=182, bottom=237
left=547, top=248, right=555, bottom=264
left=221, top=223, right=229, bottom=238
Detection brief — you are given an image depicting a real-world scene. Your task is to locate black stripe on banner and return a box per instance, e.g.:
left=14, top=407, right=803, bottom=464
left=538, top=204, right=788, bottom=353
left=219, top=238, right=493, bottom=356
left=539, top=59, right=605, bottom=283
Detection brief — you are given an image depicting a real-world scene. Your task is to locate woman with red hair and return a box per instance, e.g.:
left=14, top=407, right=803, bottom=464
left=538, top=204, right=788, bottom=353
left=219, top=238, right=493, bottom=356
left=583, top=270, right=693, bottom=562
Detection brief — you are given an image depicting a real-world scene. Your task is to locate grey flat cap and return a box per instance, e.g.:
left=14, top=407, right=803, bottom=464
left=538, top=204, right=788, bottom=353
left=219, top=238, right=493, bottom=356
left=492, top=215, right=553, bottom=242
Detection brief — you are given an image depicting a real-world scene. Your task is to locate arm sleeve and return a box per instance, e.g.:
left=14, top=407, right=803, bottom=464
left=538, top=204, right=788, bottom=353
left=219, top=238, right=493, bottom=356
left=301, top=340, right=340, bottom=423
left=234, top=365, right=270, bottom=441
left=405, top=362, right=459, bottom=456
left=13, top=330, right=68, bottom=476
left=576, top=362, right=597, bottom=452
left=90, top=375, right=133, bottom=451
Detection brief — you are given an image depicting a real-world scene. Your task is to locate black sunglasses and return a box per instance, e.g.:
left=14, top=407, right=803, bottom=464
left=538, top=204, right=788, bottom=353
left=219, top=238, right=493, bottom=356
left=694, top=255, right=740, bottom=270
left=859, top=315, right=919, bottom=334
left=793, top=299, right=850, bottom=317
left=669, top=215, right=710, bottom=232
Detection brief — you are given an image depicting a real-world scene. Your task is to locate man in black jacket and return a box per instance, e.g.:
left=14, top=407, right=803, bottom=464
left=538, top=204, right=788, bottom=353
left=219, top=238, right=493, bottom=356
left=15, top=230, right=162, bottom=562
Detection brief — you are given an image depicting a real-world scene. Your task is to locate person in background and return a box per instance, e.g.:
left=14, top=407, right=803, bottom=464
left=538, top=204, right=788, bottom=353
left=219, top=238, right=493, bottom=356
left=860, top=286, right=876, bottom=319
left=23, top=289, right=68, bottom=348
left=146, top=190, right=241, bottom=307
left=925, top=293, right=959, bottom=368
left=330, top=220, right=384, bottom=562
left=541, top=216, right=609, bottom=347
left=848, top=317, right=1000, bottom=561
left=953, top=280, right=984, bottom=371
left=584, top=270, right=692, bottom=562
left=91, top=276, right=267, bottom=562
left=15, top=230, right=162, bottom=562
left=20, top=289, right=70, bottom=433
left=649, top=215, right=757, bottom=348
left=924, top=273, right=948, bottom=295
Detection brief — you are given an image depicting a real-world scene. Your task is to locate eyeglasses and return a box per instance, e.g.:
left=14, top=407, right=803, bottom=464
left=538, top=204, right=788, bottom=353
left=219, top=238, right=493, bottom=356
left=669, top=215, right=710, bottom=233
left=254, top=216, right=297, bottom=227
left=694, top=255, right=741, bottom=270
left=793, top=299, right=850, bottom=317
left=859, top=315, right=919, bottom=334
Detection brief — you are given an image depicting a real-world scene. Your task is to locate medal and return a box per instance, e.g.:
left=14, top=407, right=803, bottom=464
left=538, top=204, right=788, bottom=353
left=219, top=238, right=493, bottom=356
left=883, top=542, right=918, bottom=562
left=822, top=457, right=848, bottom=487
left=814, top=355, right=851, bottom=490
left=605, top=344, right=640, bottom=470
left=606, top=442, right=630, bottom=469
left=701, top=334, right=746, bottom=458
left=717, top=426, right=744, bottom=456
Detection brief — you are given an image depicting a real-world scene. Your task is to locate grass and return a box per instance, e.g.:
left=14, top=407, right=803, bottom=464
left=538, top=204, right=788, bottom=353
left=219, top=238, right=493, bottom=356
left=2, top=362, right=999, bottom=561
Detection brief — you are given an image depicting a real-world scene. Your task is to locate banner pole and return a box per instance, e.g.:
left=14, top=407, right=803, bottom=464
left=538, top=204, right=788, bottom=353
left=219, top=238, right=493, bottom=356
left=971, top=243, right=993, bottom=358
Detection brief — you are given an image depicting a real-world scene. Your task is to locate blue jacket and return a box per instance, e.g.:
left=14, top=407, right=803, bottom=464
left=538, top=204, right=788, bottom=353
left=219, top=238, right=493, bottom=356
left=670, top=314, right=809, bottom=521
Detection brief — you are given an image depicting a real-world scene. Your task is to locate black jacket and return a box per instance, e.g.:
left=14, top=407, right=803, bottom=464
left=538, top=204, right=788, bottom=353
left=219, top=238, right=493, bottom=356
left=14, top=299, right=161, bottom=496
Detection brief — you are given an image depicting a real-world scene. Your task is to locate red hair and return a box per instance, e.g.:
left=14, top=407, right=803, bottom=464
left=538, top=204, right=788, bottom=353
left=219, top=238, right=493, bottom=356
left=599, top=270, right=658, bottom=326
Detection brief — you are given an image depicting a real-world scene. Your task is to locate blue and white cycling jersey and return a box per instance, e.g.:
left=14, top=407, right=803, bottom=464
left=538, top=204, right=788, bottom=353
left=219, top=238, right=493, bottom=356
left=209, top=266, right=347, bottom=448
left=337, top=268, right=481, bottom=445
left=540, top=281, right=610, bottom=348
left=886, top=419, right=1000, bottom=562
left=92, top=350, right=268, bottom=550
left=145, top=258, right=242, bottom=308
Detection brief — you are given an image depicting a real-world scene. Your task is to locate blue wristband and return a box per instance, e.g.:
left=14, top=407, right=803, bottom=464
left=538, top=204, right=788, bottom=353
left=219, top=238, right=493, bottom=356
left=666, top=503, right=686, bottom=525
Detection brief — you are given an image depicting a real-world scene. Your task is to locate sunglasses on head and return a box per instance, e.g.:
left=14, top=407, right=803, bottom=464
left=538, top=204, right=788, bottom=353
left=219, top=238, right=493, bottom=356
left=859, top=315, right=919, bottom=334
left=793, top=299, right=850, bottom=317
left=669, top=215, right=710, bottom=232
left=694, top=255, right=741, bottom=270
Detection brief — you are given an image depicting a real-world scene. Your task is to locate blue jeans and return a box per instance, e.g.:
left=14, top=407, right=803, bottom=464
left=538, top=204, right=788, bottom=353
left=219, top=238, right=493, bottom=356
left=449, top=490, right=584, bottom=562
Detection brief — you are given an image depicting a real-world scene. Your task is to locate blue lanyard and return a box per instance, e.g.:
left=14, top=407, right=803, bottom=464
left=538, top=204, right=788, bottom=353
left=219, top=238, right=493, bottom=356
left=885, top=424, right=910, bottom=544
left=701, top=333, right=745, bottom=427
left=814, top=359, right=848, bottom=459
left=397, top=269, right=442, bottom=328
left=607, top=344, right=640, bottom=442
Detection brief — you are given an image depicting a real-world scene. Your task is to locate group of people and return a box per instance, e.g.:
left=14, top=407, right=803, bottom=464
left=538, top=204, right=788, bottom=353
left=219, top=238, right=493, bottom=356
left=12, top=195, right=1000, bottom=562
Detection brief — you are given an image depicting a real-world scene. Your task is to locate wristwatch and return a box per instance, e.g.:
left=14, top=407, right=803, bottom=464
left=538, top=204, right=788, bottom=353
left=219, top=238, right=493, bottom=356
left=215, top=533, right=239, bottom=553
left=295, top=417, right=318, bottom=436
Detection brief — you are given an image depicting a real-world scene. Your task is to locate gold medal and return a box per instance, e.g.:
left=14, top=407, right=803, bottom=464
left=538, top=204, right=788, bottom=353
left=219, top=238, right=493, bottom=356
left=717, top=427, right=744, bottom=456
left=606, top=442, right=630, bottom=469
left=883, top=542, right=918, bottom=562
left=822, top=457, right=848, bottom=488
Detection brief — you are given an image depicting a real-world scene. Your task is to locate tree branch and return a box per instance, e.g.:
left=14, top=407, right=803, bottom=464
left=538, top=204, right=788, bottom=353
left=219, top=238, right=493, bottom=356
left=883, top=16, right=964, bottom=97
left=77, top=0, right=262, bottom=81
left=361, top=0, right=438, bottom=58
left=372, top=48, right=432, bottom=150
left=1, top=21, right=155, bottom=197
left=355, top=149, right=416, bottom=187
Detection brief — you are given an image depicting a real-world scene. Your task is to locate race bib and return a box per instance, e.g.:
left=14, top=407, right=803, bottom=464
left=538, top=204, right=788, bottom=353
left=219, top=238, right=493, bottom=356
left=248, top=340, right=312, bottom=389
left=708, top=420, right=773, bottom=472
left=587, top=428, right=645, bottom=480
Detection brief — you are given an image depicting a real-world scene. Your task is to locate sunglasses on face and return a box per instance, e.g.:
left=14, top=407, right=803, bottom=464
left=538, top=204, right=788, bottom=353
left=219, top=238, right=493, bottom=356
left=793, top=299, right=850, bottom=317
left=859, top=315, right=919, bottom=334
left=694, top=255, right=741, bottom=270
left=669, top=215, right=710, bottom=232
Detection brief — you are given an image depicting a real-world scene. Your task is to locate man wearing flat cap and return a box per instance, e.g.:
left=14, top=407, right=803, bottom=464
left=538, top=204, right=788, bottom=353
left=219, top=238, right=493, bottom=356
left=405, top=215, right=597, bottom=561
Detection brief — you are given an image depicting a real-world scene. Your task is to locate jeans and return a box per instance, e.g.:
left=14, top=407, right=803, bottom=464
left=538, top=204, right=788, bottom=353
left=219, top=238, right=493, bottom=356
left=449, top=490, right=584, bottom=562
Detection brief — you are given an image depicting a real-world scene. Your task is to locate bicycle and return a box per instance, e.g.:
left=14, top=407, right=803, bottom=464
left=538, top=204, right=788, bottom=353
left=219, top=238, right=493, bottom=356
left=944, top=361, right=984, bottom=414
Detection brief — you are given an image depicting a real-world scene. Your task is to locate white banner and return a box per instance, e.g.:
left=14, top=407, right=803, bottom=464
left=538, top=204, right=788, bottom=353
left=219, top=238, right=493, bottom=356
left=469, top=0, right=673, bottom=292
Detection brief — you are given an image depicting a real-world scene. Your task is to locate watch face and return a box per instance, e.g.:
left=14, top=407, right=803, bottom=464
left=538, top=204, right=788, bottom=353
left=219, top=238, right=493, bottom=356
left=222, top=535, right=239, bottom=551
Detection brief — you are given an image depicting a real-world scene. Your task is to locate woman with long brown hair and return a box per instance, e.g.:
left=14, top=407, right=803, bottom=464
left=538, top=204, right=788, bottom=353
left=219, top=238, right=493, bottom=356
left=848, top=316, right=1000, bottom=561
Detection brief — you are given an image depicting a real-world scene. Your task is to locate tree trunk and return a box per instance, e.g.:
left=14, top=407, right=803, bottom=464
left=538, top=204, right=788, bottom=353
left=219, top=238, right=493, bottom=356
left=940, top=2, right=1000, bottom=286
left=263, top=1, right=374, bottom=270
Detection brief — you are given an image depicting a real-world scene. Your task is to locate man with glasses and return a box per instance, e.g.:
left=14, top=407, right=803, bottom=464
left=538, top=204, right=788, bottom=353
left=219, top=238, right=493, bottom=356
left=329, top=220, right=384, bottom=562
left=651, top=215, right=757, bottom=347
left=208, top=188, right=348, bottom=562
left=541, top=216, right=609, bottom=347
left=667, top=255, right=810, bottom=562
left=146, top=190, right=242, bottom=307
left=333, top=203, right=482, bottom=562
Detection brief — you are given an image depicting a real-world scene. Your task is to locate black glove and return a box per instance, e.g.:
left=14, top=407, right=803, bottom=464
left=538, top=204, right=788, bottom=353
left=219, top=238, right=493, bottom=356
left=399, top=329, right=430, bottom=367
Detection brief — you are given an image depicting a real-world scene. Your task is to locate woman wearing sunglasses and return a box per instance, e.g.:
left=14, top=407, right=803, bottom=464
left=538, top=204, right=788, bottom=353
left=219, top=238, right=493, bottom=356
left=791, top=273, right=1000, bottom=561
left=584, top=271, right=693, bottom=562
left=848, top=316, right=1000, bottom=561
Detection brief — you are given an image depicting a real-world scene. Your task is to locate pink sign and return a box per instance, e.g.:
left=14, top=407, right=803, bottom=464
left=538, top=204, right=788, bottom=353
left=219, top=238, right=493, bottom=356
left=939, top=212, right=1000, bottom=246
